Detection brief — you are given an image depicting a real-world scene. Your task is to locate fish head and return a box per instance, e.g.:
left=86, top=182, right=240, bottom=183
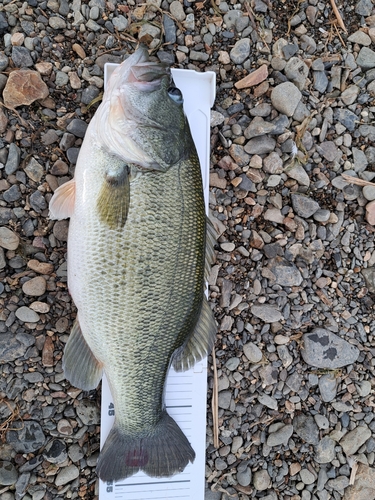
left=94, top=46, right=195, bottom=171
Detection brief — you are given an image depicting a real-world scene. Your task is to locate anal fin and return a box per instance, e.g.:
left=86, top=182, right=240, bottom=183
left=62, top=320, right=103, bottom=390
left=172, top=297, right=217, bottom=372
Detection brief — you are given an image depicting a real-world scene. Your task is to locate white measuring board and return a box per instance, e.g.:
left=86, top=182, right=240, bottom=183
left=99, top=61, right=216, bottom=500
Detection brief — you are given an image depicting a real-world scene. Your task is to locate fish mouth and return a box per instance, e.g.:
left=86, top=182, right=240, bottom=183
left=110, top=45, right=171, bottom=91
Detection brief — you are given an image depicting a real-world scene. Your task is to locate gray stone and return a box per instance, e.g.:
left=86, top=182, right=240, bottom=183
left=341, top=85, right=360, bottom=105
left=5, top=143, right=21, bottom=175
left=163, top=14, right=176, bottom=45
left=314, top=414, right=329, bottom=430
left=11, top=46, right=33, bottom=67
left=243, top=342, right=262, bottom=363
left=0, top=461, right=18, bottom=485
left=294, top=414, right=319, bottom=445
left=334, top=108, right=358, bottom=132
left=3, top=185, right=21, bottom=203
left=49, top=16, right=67, bottom=29
left=15, top=306, right=40, bottom=323
left=170, top=1, right=186, bottom=21
left=327, top=476, right=349, bottom=492
left=313, top=71, right=329, bottom=93
left=0, top=334, right=27, bottom=363
left=263, top=151, right=283, bottom=174
left=357, top=47, right=375, bottom=69
left=223, top=10, right=242, bottom=29
left=316, top=141, right=339, bottom=162
left=81, top=85, right=100, bottom=105
left=315, top=437, right=336, bottom=464
left=284, top=57, right=309, bottom=90
left=218, top=390, right=232, bottom=409
left=225, top=357, right=240, bottom=371
left=258, top=393, right=278, bottom=410
left=363, top=185, right=375, bottom=201
left=237, top=464, right=251, bottom=486
left=286, top=371, right=302, bottom=392
left=271, top=82, right=301, bottom=116
left=30, top=191, right=47, bottom=213
left=267, top=424, right=293, bottom=446
left=0, top=53, right=9, bottom=72
left=284, top=163, right=310, bottom=186
left=244, top=136, right=276, bottom=154
left=300, top=469, right=315, bottom=485
left=301, top=328, right=359, bottom=369
left=67, top=118, right=88, bottom=138
left=44, top=440, right=67, bottom=464
left=189, top=50, right=209, bottom=62
left=15, top=472, right=30, bottom=498
left=230, top=39, right=251, bottom=64
left=340, top=426, right=371, bottom=455
left=24, top=158, right=44, bottom=182
left=356, top=0, right=373, bottom=15
left=319, top=373, right=337, bottom=402
left=291, top=193, right=320, bottom=218
left=251, top=304, right=283, bottom=323
left=313, top=209, right=331, bottom=222
left=253, top=470, right=271, bottom=491
left=7, top=421, right=46, bottom=453
left=55, top=464, right=79, bottom=486
left=352, top=147, right=368, bottom=172
left=268, top=257, right=303, bottom=286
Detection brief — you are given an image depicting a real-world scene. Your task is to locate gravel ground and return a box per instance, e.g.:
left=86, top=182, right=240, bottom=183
left=1, top=0, right=375, bottom=498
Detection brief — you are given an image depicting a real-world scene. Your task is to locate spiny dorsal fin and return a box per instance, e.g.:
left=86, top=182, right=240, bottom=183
left=62, top=319, right=103, bottom=391
left=172, top=296, right=217, bottom=372
left=49, top=179, right=76, bottom=220
left=205, top=216, right=218, bottom=280
left=97, top=164, right=130, bottom=229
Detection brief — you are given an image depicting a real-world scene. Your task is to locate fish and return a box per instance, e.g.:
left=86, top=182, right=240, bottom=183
left=49, top=46, right=217, bottom=482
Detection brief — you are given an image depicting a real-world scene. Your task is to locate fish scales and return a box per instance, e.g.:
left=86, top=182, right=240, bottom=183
left=49, top=46, right=217, bottom=482
left=71, top=153, right=205, bottom=430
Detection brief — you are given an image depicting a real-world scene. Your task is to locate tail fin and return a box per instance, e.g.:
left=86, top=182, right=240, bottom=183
left=96, top=411, right=195, bottom=481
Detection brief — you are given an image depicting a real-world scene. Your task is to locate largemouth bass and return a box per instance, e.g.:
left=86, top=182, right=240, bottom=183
left=49, top=46, right=217, bottom=482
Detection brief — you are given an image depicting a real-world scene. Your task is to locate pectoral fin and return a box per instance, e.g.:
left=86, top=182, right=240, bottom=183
left=62, top=320, right=103, bottom=390
left=97, top=164, right=130, bottom=229
left=172, top=297, right=217, bottom=372
left=49, top=179, right=76, bottom=220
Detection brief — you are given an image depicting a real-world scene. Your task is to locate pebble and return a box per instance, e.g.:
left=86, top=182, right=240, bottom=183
left=291, top=193, right=320, bottom=218
left=271, top=82, right=301, bottom=116
left=15, top=306, right=40, bottom=323
left=301, top=328, right=360, bottom=369
left=357, top=47, right=375, bottom=69
left=230, top=39, right=251, bottom=64
left=318, top=373, right=337, bottom=402
left=314, top=437, right=336, bottom=464
left=243, top=342, right=262, bottom=363
left=170, top=1, right=186, bottom=21
left=5, top=143, right=21, bottom=175
left=55, top=464, right=79, bottom=486
left=0, top=227, right=19, bottom=250
left=250, top=304, right=283, bottom=323
left=0, top=461, right=18, bottom=486
left=267, top=424, right=293, bottom=447
left=340, top=426, right=371, bottom=455
left=7, top=421, right=46, bottom=453
left=294, top=414, right=319, bottom=445
left=43, top=440, right=68, bottom=464
left=22, top=277, right=47, bottom=297
left=253, top=470, right=271, bottom=491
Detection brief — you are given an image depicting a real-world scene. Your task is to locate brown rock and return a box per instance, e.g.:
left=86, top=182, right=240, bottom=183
left=366, top=200, right=375, bottom=225
left=50, top=160, right=69, bottom=176
left=0, top=179, right=10, bottom=192
left=29, top=301, right=50, bottom=313
left=53, top=220, right=69, bottom=241
left=235, top=64, right=268, bottom=90
left=42, top=336, right=54, bottom=367
left=0, top=108, right=8, bottom=134
left=3, top=69, right=49, bottom=108
left=249, top=230, right=264, bottom=249
left=0, top=227, right=19, bottom=250
left=210, top=172, right=226, bottom=189
left=72, top=43, right=86, bottom=59
left=35, top=62, right=53, bottom=75
left=22, top=276, right=47, bottom=296
left=343, top=464, right=375, bottom=500
left=28, top=259, right=54, bottom=275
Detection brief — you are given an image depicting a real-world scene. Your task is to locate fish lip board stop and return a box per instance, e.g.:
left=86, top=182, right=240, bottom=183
left=99, top=62, right=216, bottom=500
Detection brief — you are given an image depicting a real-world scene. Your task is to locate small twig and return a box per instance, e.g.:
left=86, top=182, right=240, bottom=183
left=342, top=173, right=375, bottom=188
left=348, top=456, right=358, bottom=485
left=330, top=0, right=347, bottom=33
left=211, top=347, right=219, bottom=449
left=244, top=2, right=257, bottom=30
left=334, top=22, right=346, bottom=46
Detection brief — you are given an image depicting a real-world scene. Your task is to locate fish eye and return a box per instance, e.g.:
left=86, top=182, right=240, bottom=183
left=168, top=87, right=183, bottom=104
